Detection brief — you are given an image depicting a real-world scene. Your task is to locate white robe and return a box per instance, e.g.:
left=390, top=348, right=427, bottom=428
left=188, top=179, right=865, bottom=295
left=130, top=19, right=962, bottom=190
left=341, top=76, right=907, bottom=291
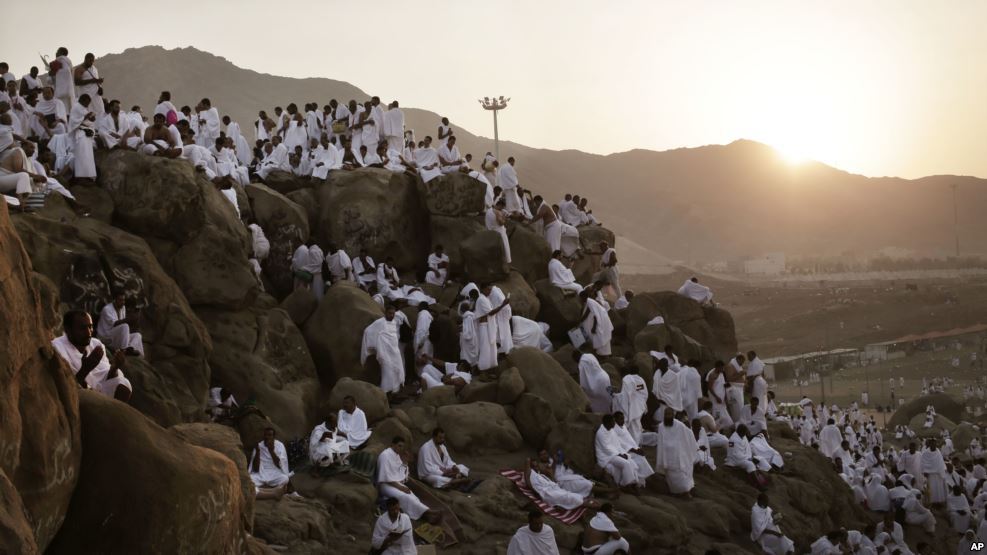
left=414, top=310, right=434, bottom=359
left=818, top=424, right=843, bottom=459
left=511, top=316, right=553, bottom=352
left=497, top=163, right=522, bottom=213
left=248, top=224, right=270, bottom=261
left=750, top=435, right=783, bottom=468
left=726, top=432, right=758, bottom=472
left=425, top=252, right=449, bottom=286
left=507, top=524, right=559, bottom=555
left=196, top=107, right=221, bottom=147
left=484, top=208, right=512, bottom=263
left=548, top=258, right=581, bottom=292
left=337, top=407, right=372, bottom=448
left=50, top=335, right=132, bottom=397
left=678, top=279, right=713, bottom=303
left=595, top=425, right=643, bottom=487
left=581, top=298, right=613, bottom=356
left=378, top=448, right=429, bottom=520
left=489, top=286, right=514, bottom=355
left=613, top=374, right=648, bottom=442
left=353, top=255, right=377, bottom=288
left=474, top=294, right=499, bottom=371
left=460, top=311, right=480, bottom=365
left=309, top=423, right=350, bottom=467
left=584, top=513, right=630, bottom=555
left=382, top=108, right=405, bottom=151
left=579, top=354, right=612, bottom=413
left=417, top=439, right=469, bottom=488
left=751, top=503, right=795, bottom=555
left=68, top=103, right=96, bottom=178
left=53, top=55, right=75, bottom=108
left=679, top=365, right=703, bottom=419
left=414, top=147, right=442, bottom=183
left=96, top=303, right=144, bottom=356
left=249, top=440, right=292, bottom=488
left=437, top=143, right=463, bottom=173
left=326, top=249, right=353, bottom=282
left=653, top=369, right=683, bottom=413
left=362, top=317, right=405, bottom=394
left=655, top=419, right=698, bottom=494
left=529, top=469, right=583, bottom=510
left=920, top=448, right=948, bottom=504
left=371, top=511, right=416, bottom=555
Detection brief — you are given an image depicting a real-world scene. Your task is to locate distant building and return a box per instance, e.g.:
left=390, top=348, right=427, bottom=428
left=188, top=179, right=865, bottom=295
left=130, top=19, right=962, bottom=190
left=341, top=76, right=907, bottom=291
left=762, top=348, right=860, bottom=381
left=744, top=252, right=786, bottom=275
left=864, top=324, right=987, bottom=361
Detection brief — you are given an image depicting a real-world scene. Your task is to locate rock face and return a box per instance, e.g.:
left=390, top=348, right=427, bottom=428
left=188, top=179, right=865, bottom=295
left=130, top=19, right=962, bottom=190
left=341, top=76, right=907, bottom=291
left=533, top=279, right=584, bottom=339
left=13, top=214, right=210, bottom=426
left=303, top=282, right=383, bottom=386
left=326, top=378, right=390, bottom=424
left=507, top=222, right=551, bottom=285
left=0, top=204, right=81, bottom=552
left=48, top=392, right=249, bottom=554
left=633, top=324, right=715, bottom=367
left=245, top=183, right=309, bottom=298
left=436, top=402, right=523, bottom=455
left=461, top=230, right=510, bottom=283
left=889, top=393, right=964, bottom=428
left=494, top=270, right=540, bottom=320
left=416, top=171, right=487, bottom=217
left=626, top=291, right=737, bottom=357
left=318, top=169, right=429, bottom=274
left=428, top=215, right=485, bottom=279
left=507, top=347, right=589, bottom=421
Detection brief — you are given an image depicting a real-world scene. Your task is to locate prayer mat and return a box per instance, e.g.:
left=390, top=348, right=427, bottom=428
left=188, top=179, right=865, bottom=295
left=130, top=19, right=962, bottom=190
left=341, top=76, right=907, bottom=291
left=347, top=450, right=377, bottom=480
left=499, top=469, right=587, bottom=525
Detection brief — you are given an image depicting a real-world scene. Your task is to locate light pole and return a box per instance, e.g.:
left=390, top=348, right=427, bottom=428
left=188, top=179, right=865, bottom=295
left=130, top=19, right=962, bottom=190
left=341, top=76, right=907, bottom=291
left=478, top=96, right=510, bottom=160
left=951, top=184, right=960, bottom=258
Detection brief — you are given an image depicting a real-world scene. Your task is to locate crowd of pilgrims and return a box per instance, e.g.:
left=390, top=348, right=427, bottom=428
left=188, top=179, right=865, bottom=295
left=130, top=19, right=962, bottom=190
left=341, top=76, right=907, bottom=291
left=6, top=49, right=984, bottom=554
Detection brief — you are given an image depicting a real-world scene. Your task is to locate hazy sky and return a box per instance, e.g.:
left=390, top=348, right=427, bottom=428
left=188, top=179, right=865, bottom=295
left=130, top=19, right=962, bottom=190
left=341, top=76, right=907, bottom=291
left=5, top=0, right=987, bottom=178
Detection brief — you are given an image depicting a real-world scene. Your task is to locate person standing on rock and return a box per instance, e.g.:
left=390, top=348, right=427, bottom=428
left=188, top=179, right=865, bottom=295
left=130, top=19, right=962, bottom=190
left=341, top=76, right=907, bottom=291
left=580, top=289, right=614, bottom=357
left=249, top=427, right=296, bottom=494
left=304, top=240, right=325, bottom=300
left=96, top=291, right=144, bottom=357
left=496, top=156, right=522, bottom=215
left=507, top=510, right=560, bottom=555
left=577, top=349, right=612, bottom=413
left=750, top=493, right=795, bottom=555
left=475, top=284, right=509, bottom=372
left=485, top=198, right=512, bottom=264
left=361, top=305, right=405, bottom=395
left=52, top=309, right=133, bottom=401
left=724, top=354, right=746, bottom=424
left=73, top=53, right=104, bottom=117
left=654, top=409, right=698, bottom=497
left=705, top=361, right=734, bottom=432
left=613, top=365, right=649, bottom=444
left=371, top=497, right=416, bottom=555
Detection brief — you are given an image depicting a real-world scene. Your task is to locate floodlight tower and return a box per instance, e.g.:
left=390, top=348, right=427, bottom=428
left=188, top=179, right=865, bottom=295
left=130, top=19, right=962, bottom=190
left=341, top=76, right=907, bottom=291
left=478, top=96, right=510, bottom=160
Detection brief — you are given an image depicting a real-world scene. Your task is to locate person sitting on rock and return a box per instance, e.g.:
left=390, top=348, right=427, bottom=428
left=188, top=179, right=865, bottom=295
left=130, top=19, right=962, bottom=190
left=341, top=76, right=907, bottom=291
left=337, top=395, right=372, bottom=450
left=749, top=431, right=784, bottom=472
left=417, top=427, right=470, bottom=490
left=595, top=413, right=648, bottom=492
left=507, top=510, right=559, bottom=555
left=249, top=427, right=296, bottom=494
left=371, top=497, right=416, bottom=555
left=353, top=247, right=377, bottom=290
left=750, top=493, right=795, bottom=555
left=725, top=424, right=769, bottom=486
left=582, top=503, right=629, bottom=555
left=377, top=436, right=440, bottom=523
left=677, top=276, right=714, bottom=306
left=548, top=250, right=582, bottom=295
left=810, top=529, right=847, bottom=554
left=207, top=386, right=238, bottom=421
left=309, top=412, right=350, bottom=471
left=52, top=309, right=133, bottom=401
left=424, top=244, right=449, bottom=287
left=524, top=456, right=600, bottom=512
left=416, top=354, right=472, bottom=393
left=613, top=290, right=634, bottom=311
left=96, top=291, right=144, bottom=357
left=739, top=396, right=768, bottom=437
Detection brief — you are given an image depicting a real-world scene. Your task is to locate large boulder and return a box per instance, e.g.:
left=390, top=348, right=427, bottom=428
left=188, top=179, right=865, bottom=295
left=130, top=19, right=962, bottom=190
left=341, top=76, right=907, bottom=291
left=533, top=279, right=583, bottom=339
left=0, top=205, right=81, bottom=552
left=626, top=291, right=737, bottom=357
left=506, top=347, right=588, bottom=420
left=435, top=402, right=523, bottom=455
left=48, top=392, right=250, bottom=553
left=170, top=423, right=256, bottom=532
left=416, top=171, right=486, bottom=216
left=261, top=170, right=313, bottom=195
left=888, top=393, right=964, bottom=429
left=428, top=215, right=485, bottom=279
left=461, top=230, right=510, bottom=283
left=545, top=412, right=603, bottom=475
left=198, top=306, right=320, bottom=439
left=246, top=183, right=310, bottom=299
left=507, top=222, right=551, bottom=285
left=97, top=151, right=258, bottom=310
left=13, top=214, right=211, bottom=425
left=279, top=288, right=318, bottom=328
left=318, top=168, right=428, bottom=274
left=513, top=393, right=558, bottom=447
left=494, top=270, right=540, bottom=320
left=303, top=282, right=383, bottom=386
left=326, top=378, right=390, bottom=424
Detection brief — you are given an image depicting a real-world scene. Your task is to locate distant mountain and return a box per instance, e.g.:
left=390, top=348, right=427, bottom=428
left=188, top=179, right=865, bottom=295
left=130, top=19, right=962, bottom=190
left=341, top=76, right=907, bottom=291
left=97, top=46, right=987, bottom=264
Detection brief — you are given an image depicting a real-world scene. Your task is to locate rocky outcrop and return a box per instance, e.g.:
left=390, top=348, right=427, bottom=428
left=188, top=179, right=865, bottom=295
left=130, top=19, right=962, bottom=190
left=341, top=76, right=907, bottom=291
left=0, top=204, right=81, bottom=553
left=507, top=221, right=552, bottom=285
left=245, top=183, right=309, bottom=298
left=461, top=230, right=510, bottom=283
left=493, top=270, right=540, bottom=320
left=436, top=402, right=523, bottom=455
left=507, top=347, right=588, bottom=421
left=416, top=171, right=486, bottom=217
left=48, top=392, right=250, bottom=554
left=533, top=279, right=584, bottom=339
left=303, top=282, right=382, bottom=386
left=889, top=393, right=964, bottom=428
left=625, top=291, right=737, bottom=357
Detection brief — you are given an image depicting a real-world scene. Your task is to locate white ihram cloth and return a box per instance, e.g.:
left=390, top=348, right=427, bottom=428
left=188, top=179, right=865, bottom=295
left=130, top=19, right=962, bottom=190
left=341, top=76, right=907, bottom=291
left=507, top=524, right=559, bottom=555
left=226, top=121, right=253, bottom=165
left=678, top=279, right=713, bottom=303
left=484, top=207, right=512, bottom=263
left=377, top=447, right=429, bottom=519
left=489, top=286, right=514, bottom=354
left=371, top=511, right=416, bottom=555
left=414, top=309, right=434, bottom=358
left=361, top=317, right=405, bottom=394
left=595, top=425, right=643, bottom=487
left=96, top=303, right=144, bottom=356
left=920, top=448, right=948, bottom=504
left=257, top=144, right=290, bottom=179
left=337, top=407, right=372, bottom=448
left=497, top=163, right=522, bottom=213
left=548, top=258, right=581, bottom=292
left=425, top=252, right=449, bottom=286
left=747, top=356, right=765, bottom=377
left=437, top=143, right=464, bottom=173
left=546, top=457, right=593, bottom=499
left=655, top=418, right=698, bottom=494
left=541, top=205, right=562, bottom=251
left=417, top=439, right=469, bottom=488
left=726, top=432, right=759, bottom=473
left=97, top=112, right=131, bottom=149
left=459, top=310, right=480, bottom=365
left=751, top=503, right=795, bottom=555
left=529, top=469, right=584, bottom=510
left=679, top=365, right=703, bottom=419
left=579, top=354, right=612, bottom=413
left=69, top=103, right=96, bottom=178
left=695, top=428, right=717, bottom=470
left=196, top=107, right=221, bottom=147
left=581, top=298, right=614, bottom=356
left=750, top=434, right=783, bottom=468
left=414, top=147, right=442, bottom=183
left=51, top=334, right=132, bottom=397
left=584, top=513, right=630, bottom=555
left=705, top=370, right=733, bottom=429
left=818, top=424, right=843, bottom=459
left=946, top=491, right=971, bottom=533
left=309, top=423, right=350, bottom=467
left=249, top=440, right=292, bottom=488
left=353, top=255, right=377, bottom=288
left=382, top=107, right=405, bottom=151
left=29, top=157, right=75, bottom=201
left=613, top=374, right=648, bottom=442
left=53, top=55, right=75, bottom=109
left=474, top=294, right=500, bottom=371
left=511, top=316, right=553, bottom=352
left=653, top=369, right=683, bottom=413
left=614, top=424, right=656, bottom=482
left=326, top=249, right=353, bottom=282
left=248, top=223, right=270, bottom=260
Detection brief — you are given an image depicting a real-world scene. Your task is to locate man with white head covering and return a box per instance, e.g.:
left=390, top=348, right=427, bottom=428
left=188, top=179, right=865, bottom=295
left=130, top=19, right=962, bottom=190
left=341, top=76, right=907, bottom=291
left=818, top=418, right=843, bottom=459
left=581, top=504, right=630, bottom=555
left=655, top=409, right=698, bottom=496
left=361, top=306, right=405, bottom=395
left=677, top=277, right=713, bottom=305
left=507, top=511, right=559, bottom=555
left=580, top=289, right=614, bottom=357
left=309, top=412, right=350, bottom=468
left=485, top=198, right=512, bottom=264
left=751, top=493, right=795, bottom=555
left=425, top=245, right=449, bottom=287
left=52, top=47, right=75, bottom=112
left=613, top=365, right=649, bottom=444
left=337, top=395, right=372, bottom=450
left=576, top=350, right=612, bottom=413
left=652, top=357, right=683, bottom=418
left=195, top=98, right=221, bottom=148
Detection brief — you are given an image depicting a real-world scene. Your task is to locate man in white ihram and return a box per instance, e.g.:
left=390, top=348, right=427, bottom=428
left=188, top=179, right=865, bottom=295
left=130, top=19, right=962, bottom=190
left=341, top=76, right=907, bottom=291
left=337, top=395, right=373, bottom=450
left=371, top=498, right=416, bottom=555
left=249, top=427, right=295, bottom=493
left=361, top=306, right=405, bottom=395
left=655, top=409, right=698, bottom=497
left=417, top=427, right=470, bottom=489
left=309, top=412, right=350, bottom=468
left=52, top=310, right=133, bottom=401
left=751, top=493, right=795, bottom=555
left=97, top=291, right=144, bottom=357
left=596, top=414, right=646, bottom=491
left=677, top=277, right=713, bottom=305
left=497, top=156, right=523, bottom=214
left=577, top=350, right=612, bottom=413
left=507, top=510, right=559, bottom=555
